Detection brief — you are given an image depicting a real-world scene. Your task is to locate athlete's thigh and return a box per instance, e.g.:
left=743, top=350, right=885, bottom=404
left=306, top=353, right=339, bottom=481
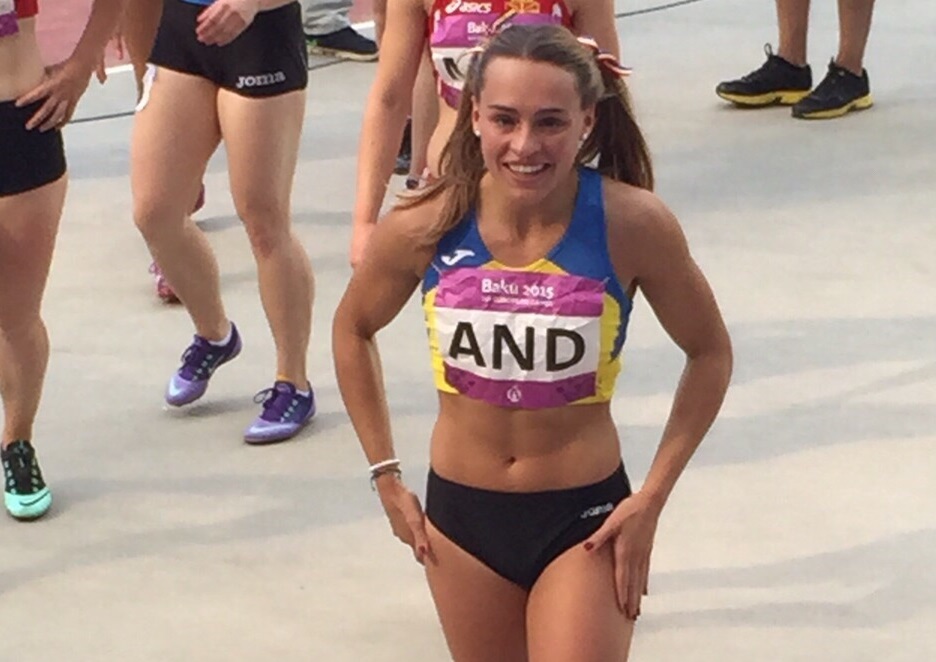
left=526, top=543, right=635, bottom=662
left=424, top=521, right=529, bottom=662
left=130, top=68, right=220, bottom=216
left=216, top=88, right=305, bottom=216
left=0, top=177, right=67, bottom=319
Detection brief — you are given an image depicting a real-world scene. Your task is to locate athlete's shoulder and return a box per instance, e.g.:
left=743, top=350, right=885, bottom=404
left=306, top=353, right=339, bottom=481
left=601, top=177, right=686, bottom=260
left=382, top=190, right=447, bottom=242
left=601, top=178, right=675, bottom=232
left=599, top=177, right=690, bottom=284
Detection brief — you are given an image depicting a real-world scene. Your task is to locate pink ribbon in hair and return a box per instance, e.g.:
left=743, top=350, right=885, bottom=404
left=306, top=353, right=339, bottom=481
left=577, top=36, right=633, bottom=78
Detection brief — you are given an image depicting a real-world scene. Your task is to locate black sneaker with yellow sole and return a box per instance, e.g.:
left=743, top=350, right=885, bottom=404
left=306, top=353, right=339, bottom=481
left=792, top=60, right=873, bottom=119
left=305, top=27, right=378, bottom=63
left=716, top=44, right=812, bottom=107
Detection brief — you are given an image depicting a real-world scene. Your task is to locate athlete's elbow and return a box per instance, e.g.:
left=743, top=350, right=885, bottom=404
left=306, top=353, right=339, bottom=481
left=687, top=335, right=733, bottom=385
left=369, top=81, right=409, bottom=118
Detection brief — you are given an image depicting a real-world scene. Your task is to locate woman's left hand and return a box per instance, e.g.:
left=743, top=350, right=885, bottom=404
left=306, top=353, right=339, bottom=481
left=195, top=0, right=259, bottom=47
left=583, top=491, right=661, bottom=620
left=16, top=58, right=95, bottom=131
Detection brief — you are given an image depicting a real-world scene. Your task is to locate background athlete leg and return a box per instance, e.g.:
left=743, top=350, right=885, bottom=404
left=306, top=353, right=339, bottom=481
left=776, top=0, right=811, bottom=66
left=131, top=68, right=228, bottom=340
left=217, top=88, right=312, bottom=387
left=0, top=176, right=67, bottom=445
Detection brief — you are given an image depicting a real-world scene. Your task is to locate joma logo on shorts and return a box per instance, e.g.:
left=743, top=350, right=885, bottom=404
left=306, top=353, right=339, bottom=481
left=580, top=502, right=614, bottom=519
left=235, top=72, right=287, bottom=89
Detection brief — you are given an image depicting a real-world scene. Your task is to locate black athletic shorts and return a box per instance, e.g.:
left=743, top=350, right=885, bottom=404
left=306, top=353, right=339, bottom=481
left=149, top=0, right=308, bottom=97
left=0, top=100, right=67, bottom=198
left=426, top=463, right=632, bottom=590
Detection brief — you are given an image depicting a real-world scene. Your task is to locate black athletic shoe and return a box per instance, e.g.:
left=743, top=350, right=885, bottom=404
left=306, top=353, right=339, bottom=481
left=716, top=44, right=812, bottom=107
left=395, top=118, right=413, bottom=176
left=3, top=440, right=52, bottom=521
left=306, top=27, right=378, bottom=62
left=792, top=60, right=873, bottom=119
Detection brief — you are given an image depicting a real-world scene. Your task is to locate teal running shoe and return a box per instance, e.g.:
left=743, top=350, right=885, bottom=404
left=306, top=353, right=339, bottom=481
left=3, top=440, right=52, bottom=520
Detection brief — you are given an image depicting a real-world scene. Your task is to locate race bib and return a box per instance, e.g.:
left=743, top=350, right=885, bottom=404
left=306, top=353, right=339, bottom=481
left=433, top=268, right=605, bottom=408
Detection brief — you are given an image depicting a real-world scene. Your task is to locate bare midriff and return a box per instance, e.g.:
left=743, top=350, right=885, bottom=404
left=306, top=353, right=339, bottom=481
left=429, top=392, right=623, bottom=492
left=0, top=18, right=45, bottom=102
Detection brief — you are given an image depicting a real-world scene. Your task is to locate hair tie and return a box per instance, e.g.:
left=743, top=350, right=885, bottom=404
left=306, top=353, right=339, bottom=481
left=576, top=36, right=633, bottom=78
left=491, top=10, right=517, bottom=33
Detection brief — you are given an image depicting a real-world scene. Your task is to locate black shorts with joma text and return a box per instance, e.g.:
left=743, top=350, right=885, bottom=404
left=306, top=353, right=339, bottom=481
left=0, top=100, right=67, bottom=198
left=149, top=0, right=308, bottom=97
left=426, top=464, right=632, bottom=590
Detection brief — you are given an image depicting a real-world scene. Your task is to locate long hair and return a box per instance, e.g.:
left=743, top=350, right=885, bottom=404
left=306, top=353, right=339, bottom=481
left=399, top=24, right=654, bottom=240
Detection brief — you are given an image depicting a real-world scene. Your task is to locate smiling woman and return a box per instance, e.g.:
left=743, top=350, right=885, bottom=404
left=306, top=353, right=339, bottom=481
left=333, top=23, right=733, bottom=662
left=348, top=0, right=620, bottom=267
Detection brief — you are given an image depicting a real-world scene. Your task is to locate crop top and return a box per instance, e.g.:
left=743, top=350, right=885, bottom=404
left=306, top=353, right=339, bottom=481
left=428, top=0, right=573, bottom=110
left=421, top=168, right=632, bottom=410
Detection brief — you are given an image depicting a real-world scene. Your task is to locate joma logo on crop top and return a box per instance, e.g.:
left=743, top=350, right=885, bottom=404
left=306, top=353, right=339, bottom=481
left=448, top=322, right=585, bottom=371
left=235, top=72, right=287, bottom=89
left=445, top=0, right=493, bottom=13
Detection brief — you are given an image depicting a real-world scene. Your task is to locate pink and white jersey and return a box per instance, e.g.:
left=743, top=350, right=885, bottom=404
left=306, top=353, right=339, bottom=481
left=428, top=0, right=573, bottom=110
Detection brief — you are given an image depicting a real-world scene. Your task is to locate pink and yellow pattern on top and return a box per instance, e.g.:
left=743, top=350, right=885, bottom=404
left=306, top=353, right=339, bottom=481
left=428, top=0, right=573, bottom=110
left=421, top=168, right=632, bottom=410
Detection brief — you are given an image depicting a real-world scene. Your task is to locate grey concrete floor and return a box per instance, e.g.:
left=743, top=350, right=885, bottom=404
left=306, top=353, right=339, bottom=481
left=2, top=1, right=934, bottom=660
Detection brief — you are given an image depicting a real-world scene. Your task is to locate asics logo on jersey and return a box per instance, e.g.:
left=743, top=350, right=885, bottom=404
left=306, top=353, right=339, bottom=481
left=445, top=0, right=494, bottom=13
left=441, top=249, right=476, bottom=266
left=236, top=71, right=287, bottom=89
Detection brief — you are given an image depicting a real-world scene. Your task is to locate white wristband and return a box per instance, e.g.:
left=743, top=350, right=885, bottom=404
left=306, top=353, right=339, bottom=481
left=369, top=458, right=401, bottom=475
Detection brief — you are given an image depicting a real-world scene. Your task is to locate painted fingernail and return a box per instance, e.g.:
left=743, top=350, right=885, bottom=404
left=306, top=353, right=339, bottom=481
left=584, top=542, right=594, bottom=551
left=418, top=545, right=427, bottom=555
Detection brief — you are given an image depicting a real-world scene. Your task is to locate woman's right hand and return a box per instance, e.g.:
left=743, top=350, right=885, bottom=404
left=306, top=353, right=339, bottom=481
left=95, top=31, right=126, bottom=84
left=16, top=58, right=95, bottom=131
left=375, top=474, right=432, bottom=564
left=195, top=0, right=259, bottom=46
